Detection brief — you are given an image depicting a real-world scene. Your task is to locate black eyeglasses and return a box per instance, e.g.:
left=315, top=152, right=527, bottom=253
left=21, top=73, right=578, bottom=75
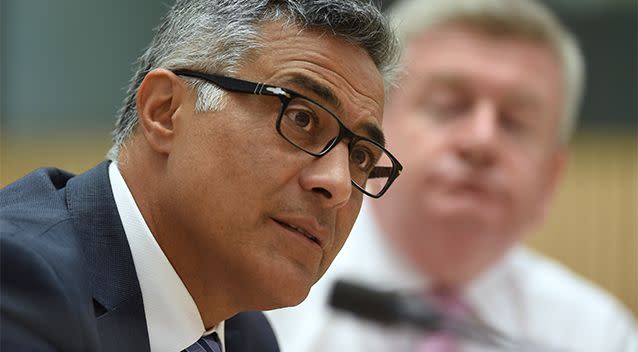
left=172, top=69, right=402, bottom=198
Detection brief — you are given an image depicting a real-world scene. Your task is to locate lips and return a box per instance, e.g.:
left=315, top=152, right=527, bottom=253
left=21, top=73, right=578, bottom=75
left=273, top=218, right=324, bottom=248
left=452, top=182, right=490, bottom=196
left=430, top=169, right=498, bottom=196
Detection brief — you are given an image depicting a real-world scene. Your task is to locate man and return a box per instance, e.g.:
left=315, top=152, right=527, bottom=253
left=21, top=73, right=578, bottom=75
left=267, top=0, right=638, bottom=351
left=0, top=1, right=402, bottom=351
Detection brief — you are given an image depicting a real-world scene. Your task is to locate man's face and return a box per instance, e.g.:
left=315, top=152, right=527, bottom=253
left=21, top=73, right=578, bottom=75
left=376, top=24, right=566, bottom=286
left=161, top=23, right=384, bottom=309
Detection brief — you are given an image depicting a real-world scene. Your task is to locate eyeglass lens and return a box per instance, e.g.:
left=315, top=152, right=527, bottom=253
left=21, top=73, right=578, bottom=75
left=278, top=97, right=393, bottom=196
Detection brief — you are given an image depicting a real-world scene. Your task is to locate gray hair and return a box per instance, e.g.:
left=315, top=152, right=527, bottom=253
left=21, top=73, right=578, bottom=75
left=387, top=0, right=585, bottom=143
left=107, top=0, right=399, bottom=160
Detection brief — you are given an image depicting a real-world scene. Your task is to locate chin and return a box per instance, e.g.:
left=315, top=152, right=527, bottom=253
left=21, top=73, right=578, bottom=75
left=252, top=268, right=316, bottom=311
left=257, top=282, right=311, bottom=311
left=240, top=248, right=322, bottom=310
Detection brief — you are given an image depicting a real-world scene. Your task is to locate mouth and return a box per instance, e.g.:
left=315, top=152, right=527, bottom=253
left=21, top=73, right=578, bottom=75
left=454, top=182, right=489, bottom=196
left=274, top=219, right=322, bottom=247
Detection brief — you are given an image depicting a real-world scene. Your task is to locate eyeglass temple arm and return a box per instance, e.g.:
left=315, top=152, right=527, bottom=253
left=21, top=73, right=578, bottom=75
left=369, top=166, right=394, bottom=179
left=171, top=69, right=291, bottom=98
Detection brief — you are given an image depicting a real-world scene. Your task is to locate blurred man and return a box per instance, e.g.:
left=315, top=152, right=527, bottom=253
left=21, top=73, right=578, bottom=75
left=0, top=1, right=402, bottom=351
left=267, top=0, right=638, bottom=351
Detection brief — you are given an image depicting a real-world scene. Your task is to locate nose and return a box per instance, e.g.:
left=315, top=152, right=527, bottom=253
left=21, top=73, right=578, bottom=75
left=299, top=142, right=353, bottom=207
left=456, top=101, right=499, bottom=168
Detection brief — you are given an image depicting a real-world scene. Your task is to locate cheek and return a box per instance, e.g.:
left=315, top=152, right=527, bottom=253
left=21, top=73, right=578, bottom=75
left=388, top=120, right=442, bottom=189
left=169, top=119, right=275, bottom=221
left=325, top=198, right=362, bottom=262
left=500, top=153, right=549, bottom=221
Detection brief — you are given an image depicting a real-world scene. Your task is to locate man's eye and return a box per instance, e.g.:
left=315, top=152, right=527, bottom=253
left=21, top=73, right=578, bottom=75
left=425, top=99, right=469, bottom=119
left=292, top=111, right=312, bottom=129
left=420, top=88, right=470, bottom=120
left=350, top=147, right=375, bottom=172
left=501, top=114, right=536, bottom=139
left=284, top=103, right=320, bottom=132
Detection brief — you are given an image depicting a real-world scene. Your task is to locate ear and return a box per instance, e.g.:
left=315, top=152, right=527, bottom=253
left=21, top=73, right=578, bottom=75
left=136, top=68, right=188, bottom=155
left=532, top=146, right=568, bottom=226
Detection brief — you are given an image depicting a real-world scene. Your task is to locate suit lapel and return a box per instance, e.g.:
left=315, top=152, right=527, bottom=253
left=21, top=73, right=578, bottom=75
left=65, top=161, right=150, bottom=351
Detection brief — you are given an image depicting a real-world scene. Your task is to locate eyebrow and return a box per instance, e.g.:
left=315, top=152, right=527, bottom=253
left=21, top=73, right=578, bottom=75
left=423, top=72, right=469, bottom=91
left=282, top=74, right=385, bottom=147
left=504, top=91, right=542, bottom=112
left=362, top=123, right=386, bottom=147
left=427, top=72, right=542, bottom=108
left=427, top=72, right=543, bottom=114
left=282, top=75, right=342, bottom=110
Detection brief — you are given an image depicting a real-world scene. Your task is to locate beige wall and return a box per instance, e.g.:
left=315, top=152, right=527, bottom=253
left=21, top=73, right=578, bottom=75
left=2, top=131, right=637, bottom=315
left=526, top=131, right=637, bottom=316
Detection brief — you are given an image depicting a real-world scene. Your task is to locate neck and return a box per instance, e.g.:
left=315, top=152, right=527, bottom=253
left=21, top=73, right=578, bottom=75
left=118, top=141, right=238, bottom=329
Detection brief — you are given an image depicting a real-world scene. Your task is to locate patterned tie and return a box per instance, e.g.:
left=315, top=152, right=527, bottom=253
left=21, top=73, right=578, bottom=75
left=183, top=332, right=223, bottom=352
left=415, top=290, right=470, bottom=352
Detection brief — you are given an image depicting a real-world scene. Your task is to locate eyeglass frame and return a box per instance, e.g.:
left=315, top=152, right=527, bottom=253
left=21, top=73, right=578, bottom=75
left=171, top=69, right=403, bottom=198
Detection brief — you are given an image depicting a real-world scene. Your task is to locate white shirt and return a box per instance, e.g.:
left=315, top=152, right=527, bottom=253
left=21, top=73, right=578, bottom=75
left=109, top=162, right=225, bottom=352
left=266, top=200, right=638, bottom=352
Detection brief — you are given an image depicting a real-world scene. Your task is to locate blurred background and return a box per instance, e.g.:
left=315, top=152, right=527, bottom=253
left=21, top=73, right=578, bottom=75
left=1, top=0, right=636, bottom=315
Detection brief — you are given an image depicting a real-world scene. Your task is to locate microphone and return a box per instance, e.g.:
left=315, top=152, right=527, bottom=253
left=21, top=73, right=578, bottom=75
left=329, top=279, right=441, bottom=330
left=329, top=280, right=566, bottom=352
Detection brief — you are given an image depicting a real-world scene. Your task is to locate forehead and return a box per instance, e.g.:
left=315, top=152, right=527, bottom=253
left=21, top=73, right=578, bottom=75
left=402, top=24, right=565, bottom=106
left=237, top=22, right=386, bottom=133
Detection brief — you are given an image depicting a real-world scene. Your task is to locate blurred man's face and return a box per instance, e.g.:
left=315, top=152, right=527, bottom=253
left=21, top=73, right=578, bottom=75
left=375, top=23, right=566, bottom=287
left=160, top=22, right=385, bottom=311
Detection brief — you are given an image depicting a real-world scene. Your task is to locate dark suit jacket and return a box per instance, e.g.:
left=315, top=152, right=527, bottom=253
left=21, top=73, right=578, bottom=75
left=1, top=161, right=279, bottom=352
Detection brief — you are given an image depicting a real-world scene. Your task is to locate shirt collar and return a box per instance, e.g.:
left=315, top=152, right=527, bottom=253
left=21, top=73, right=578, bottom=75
left=463, top=246, right=527, bottom=336
left=109, top=162, right=225, bottom=352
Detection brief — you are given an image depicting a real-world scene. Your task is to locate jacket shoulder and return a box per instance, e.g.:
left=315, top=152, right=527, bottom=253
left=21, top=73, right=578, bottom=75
left=1, top=168, right=100, bottom=351
left=1, top=167, right=75, bottom=238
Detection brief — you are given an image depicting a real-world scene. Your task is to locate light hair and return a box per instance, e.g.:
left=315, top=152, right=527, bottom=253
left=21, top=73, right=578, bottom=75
left=387, top=0, right=585, bottom=143
left=108, top=0, right=399, bottom=160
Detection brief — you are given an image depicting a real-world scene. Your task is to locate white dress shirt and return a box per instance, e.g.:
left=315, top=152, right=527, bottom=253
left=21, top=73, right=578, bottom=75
left=266, top=200, right=638, bottom=352
left=109, top=162, right=225, bottom=352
